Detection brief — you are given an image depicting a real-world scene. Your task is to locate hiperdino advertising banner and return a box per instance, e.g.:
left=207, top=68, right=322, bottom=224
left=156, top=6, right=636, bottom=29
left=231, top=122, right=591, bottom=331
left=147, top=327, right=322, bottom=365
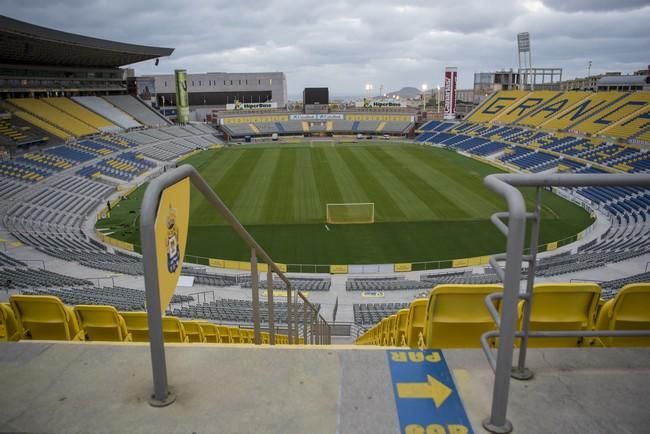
left=354, top=98, right=406, bottom=108
left=174, top=69, right=190, bottom=123
left=154, top=177, right=190, bottom=312
left=226, top=101, right=278, bottom=110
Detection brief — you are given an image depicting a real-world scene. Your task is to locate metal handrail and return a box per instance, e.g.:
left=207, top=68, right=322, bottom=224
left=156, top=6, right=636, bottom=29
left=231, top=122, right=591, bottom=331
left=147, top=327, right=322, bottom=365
left=481, top=172, right=650, bottom=434
left=139, top=164, right=330, bottom=405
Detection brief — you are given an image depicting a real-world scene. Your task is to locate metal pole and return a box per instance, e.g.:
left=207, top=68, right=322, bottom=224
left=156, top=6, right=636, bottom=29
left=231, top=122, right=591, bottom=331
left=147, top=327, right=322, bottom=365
left=303, top=301, right=308, bottom=344
left=310, top=311, right=315, bottom=344
left=267, top=266, right=275, bottom=345
left=250, top=249, right=261, bottom=345
left=482, top=176, right=526, bottom=433
left=140, top=175, right=178, bottom=407
left=294, top=291, right=300, bottom=344
left=512, top=187, right=542, bottom=380
left=286, top=282, right=293, bottom=344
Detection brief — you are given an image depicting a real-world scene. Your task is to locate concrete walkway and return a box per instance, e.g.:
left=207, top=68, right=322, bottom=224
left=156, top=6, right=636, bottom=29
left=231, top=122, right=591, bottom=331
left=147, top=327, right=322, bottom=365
left=0, top=342, right=648, bottom=434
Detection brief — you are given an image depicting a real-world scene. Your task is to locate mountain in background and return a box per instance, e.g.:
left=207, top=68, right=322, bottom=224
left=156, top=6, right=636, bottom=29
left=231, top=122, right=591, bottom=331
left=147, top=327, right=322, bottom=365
left=386, top=86, right=422, bottom=99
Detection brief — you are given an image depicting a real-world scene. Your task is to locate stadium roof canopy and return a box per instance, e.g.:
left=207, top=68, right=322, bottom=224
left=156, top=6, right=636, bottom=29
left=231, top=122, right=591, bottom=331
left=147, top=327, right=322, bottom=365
left=0, top=15, right=174, bottom=68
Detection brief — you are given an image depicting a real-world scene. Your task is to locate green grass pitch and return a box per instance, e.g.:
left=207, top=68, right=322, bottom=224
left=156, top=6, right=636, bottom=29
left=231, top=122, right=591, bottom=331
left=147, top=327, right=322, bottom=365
left=97, top=142, right=593, bottom=268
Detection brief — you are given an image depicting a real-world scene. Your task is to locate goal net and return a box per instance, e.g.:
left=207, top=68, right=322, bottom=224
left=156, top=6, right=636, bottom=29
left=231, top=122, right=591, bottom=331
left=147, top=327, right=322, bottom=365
left=326, top=203, right=375, bottom=224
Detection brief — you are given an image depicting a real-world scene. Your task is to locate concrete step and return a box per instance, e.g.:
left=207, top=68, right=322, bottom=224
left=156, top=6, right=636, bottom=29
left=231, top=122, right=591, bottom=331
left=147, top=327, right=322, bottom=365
left=0, top=343, right=648, bottom=434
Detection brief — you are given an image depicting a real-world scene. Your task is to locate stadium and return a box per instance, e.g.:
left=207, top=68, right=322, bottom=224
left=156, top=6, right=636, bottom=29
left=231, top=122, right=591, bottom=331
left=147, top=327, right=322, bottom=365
left=0, top=11, right=649, bottom=434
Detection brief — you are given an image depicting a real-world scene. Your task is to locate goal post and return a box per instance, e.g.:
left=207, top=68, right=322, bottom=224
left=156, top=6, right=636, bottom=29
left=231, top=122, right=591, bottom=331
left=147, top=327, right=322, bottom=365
left=326, top=202, right=375, bottom=224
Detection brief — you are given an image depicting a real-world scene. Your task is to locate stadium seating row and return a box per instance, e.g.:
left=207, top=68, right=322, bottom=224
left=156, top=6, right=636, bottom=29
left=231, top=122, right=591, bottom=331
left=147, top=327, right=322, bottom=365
left=221, top=119, right=413, bottom=138
left=1, top=295, right=299, bottom=344
left=466, top=90, right=650, bottom=142
left=3, top=95, right=172, bottom=140
left=356, top=283, right=650, bottom=348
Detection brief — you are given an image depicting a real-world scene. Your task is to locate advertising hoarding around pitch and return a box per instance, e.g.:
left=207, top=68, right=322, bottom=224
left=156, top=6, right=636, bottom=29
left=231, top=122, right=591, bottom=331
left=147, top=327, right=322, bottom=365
left=443, top=67, right=458, bottom=120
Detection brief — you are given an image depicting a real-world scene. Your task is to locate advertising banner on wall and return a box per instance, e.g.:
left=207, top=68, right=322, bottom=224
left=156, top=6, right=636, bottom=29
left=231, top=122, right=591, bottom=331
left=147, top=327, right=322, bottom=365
left=174, top=69, right=190, bottom=124
left=225, top=101, right=278, bottom=110
left=443, top=67, right=458, bottom=120
left=354, top=98, right=406, bottom=108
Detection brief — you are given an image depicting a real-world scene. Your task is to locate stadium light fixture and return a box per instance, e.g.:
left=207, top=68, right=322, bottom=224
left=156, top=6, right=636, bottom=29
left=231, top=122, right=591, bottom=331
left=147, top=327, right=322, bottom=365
left=365, top=83, right=373, bottom=98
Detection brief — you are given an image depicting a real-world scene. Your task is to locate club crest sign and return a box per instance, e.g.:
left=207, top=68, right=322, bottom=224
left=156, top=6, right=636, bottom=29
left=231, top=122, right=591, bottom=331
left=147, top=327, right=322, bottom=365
left=154, top=177, right=190, bottom=312
left=166, top=205, right=180, bottom=273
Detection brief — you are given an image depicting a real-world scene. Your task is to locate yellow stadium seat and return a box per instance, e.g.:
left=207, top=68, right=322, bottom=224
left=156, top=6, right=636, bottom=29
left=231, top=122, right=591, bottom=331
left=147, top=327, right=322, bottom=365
left=523, top=283, right=601, bottom=347
left=299, top=337, right=305, bottom=345
left=182, top=320, right=207, bottom=343
left=44, top=97, right=115, bottom=130
left=394, top=308, right=409, bottom=347
left=10, top=295, right=84, bottom=341
left=424, top=284, right=502, bottom=349
left=542, top=91, right=624, bottom=132
left=216, top=325, right=232, bottom=343
left=468, top=90, right=529, bottom=123
left=240, top=329, right=253, bottom=343
left=0, top=302, right=23, bottom=341
left=386, top=314, right=397, bottom=346
left=120, top=312, right=149, bottom=342
left=8, top=98, right=97, bottom=136
left=74, top=305, right=131, bottom=342
left=162, top=317, right=188, bottom=343
left=261, top=331, right=270, bottom=344
left=198, top=322, right=220, bottom=343
left=373, top=323, right=382, bottom=345
left=405, top=298, right=429, bottom=348
left=595, top=284, right=650, bottom=347
left=229, top=327, right=243, bottom=343
left=572, top=92, right=650, bottom=135
left=378, top=318, right=390, bottom=346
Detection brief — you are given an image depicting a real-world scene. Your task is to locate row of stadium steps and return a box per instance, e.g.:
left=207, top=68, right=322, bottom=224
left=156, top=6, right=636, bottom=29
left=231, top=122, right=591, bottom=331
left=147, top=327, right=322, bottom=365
left=415, top=129, right=650, bottom=272
left=464, top=90, right=650, bottom=143
left=1, top=295, right=296, bottom=344
left=356, top=283, right=650, bottom=348
left=420, top=119, right=650, bottom=173
left=220, top=118, right=414, bottom=138
left=2, top=289, right=648, bottom=433
left=1, top=124, right=221, bottom=275
left=1, top=95, right=172, bottom=140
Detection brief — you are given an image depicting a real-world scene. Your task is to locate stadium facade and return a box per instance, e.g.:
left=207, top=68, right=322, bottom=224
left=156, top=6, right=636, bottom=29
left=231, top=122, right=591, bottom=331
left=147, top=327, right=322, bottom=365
left=0, top=15, right=173, bottom=97
left=141, top=71, right=288, bottom=109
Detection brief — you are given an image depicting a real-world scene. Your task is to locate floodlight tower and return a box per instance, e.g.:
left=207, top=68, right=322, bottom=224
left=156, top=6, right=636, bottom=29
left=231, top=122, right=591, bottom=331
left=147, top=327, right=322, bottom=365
left=517, top=32, right=533, bottom=90
left=421, top=83, right=428, bottom=110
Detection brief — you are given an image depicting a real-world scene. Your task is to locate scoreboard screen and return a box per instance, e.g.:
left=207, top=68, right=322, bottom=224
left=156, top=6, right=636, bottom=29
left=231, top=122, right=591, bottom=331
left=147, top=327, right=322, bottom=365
left=303, top=87, right=329, bottom=105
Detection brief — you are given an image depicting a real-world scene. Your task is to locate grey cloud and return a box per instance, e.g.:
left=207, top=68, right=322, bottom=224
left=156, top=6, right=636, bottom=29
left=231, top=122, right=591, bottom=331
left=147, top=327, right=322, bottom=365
left=0, top=0, right=648, bottom=95
left=542, top=0, right=650, bottom=12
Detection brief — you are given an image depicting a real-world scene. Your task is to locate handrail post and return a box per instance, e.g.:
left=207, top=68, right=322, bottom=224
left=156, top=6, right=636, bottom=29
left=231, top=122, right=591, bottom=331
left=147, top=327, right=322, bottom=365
left=267, top=266, right=275, bottom=345
left=482, top=175, right=526, bottom=434
left=512, top=187, right=542, bottom=381
left=250, top=249, right=261, bottom=345
left=286, top=282, right=293, bottom=344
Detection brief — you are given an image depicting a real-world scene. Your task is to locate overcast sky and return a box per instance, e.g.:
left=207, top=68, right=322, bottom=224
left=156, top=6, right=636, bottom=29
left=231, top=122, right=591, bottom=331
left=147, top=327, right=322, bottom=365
left=2, top=0, right=649, bottom=96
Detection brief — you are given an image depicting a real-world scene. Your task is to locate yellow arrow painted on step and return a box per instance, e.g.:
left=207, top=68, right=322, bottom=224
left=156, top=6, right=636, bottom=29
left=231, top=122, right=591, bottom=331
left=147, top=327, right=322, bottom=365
left=396, top=374, right=452, bottom=408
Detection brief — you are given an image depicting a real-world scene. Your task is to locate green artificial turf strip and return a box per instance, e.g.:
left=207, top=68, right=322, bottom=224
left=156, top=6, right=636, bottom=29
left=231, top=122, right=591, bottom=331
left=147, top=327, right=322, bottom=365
left=96, top=143, right=593, bottom=265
